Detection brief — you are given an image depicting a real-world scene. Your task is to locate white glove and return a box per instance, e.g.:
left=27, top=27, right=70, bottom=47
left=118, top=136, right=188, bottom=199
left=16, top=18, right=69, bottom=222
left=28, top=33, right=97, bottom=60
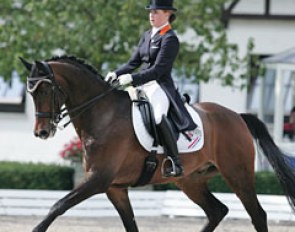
left=105, top=72, right=117, bottom=83
left=118, top=74, right=133, bottom=86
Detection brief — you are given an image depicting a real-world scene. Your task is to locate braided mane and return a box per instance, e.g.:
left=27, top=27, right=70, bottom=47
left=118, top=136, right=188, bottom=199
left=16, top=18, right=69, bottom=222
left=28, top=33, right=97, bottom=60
left=46, top=55, right=103, bottom=79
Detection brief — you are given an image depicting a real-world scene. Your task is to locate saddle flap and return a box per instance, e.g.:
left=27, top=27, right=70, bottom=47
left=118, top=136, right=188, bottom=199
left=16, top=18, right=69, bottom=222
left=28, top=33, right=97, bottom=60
left=134, top=98, right=160, bottom=145
left=132, top=103, right=204, bottom=154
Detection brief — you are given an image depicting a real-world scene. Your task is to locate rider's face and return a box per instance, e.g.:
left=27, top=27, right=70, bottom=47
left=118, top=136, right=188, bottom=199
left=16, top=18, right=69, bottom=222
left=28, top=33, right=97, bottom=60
left=149, top=10, right=170, bottom=28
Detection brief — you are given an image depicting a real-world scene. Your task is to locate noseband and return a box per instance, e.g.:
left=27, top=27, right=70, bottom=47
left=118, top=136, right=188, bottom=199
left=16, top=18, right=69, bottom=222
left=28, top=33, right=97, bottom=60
left=27, top=61, right=116, bottom=130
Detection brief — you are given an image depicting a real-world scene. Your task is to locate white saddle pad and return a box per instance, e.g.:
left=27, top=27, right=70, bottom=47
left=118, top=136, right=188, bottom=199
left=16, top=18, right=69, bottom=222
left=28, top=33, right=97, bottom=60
left=132, top=103, right=204, bottom=154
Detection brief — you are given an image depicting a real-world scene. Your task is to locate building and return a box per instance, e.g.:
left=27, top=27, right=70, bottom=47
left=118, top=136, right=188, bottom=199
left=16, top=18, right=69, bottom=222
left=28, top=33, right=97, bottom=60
left=201, top=0, right=295, bottom=114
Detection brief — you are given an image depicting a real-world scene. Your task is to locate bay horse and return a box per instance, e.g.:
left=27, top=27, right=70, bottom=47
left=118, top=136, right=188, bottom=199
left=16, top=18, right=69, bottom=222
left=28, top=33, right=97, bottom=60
left=20, top=56, right=295, bottom=232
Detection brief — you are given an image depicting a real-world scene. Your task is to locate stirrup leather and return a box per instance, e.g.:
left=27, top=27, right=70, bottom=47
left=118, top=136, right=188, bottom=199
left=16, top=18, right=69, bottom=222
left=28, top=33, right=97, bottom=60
left=161, top=156, right=177, bottom=177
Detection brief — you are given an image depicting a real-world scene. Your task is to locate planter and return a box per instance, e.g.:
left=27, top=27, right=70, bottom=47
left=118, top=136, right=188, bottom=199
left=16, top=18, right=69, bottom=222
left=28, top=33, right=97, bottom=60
left=71, top=161, right=84, bottom=187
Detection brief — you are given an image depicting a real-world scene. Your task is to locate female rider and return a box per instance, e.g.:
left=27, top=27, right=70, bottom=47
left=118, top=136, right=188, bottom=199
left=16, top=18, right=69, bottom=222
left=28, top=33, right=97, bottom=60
left=105, top=0, right=196, bottom=177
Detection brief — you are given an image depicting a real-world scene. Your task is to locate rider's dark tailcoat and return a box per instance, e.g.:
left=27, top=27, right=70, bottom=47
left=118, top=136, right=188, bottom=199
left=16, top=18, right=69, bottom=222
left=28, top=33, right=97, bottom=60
left=115, top=25, right=196, bottom=131
left=115, top=25, right=177, bottom=94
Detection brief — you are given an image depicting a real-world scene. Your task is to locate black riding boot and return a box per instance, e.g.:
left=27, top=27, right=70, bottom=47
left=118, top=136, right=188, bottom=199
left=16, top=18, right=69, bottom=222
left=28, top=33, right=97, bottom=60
left=158, top=116, right=183, bottom=177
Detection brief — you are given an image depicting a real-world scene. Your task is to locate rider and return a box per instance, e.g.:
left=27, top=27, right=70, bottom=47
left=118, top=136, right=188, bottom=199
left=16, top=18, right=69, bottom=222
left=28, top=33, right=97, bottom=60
left=105, top=0, right=196, bottom=177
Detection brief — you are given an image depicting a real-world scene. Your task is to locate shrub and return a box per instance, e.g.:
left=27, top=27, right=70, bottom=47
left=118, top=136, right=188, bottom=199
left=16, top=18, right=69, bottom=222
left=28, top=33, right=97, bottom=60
left=255, top=171, right=284, bottom=195
left=0, top=161, right=74, bottom=190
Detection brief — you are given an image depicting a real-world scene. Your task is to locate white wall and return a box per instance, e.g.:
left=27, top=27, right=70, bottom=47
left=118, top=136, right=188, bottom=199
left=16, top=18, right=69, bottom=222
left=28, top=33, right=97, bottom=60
left=0, top=92, right=76, bottom=164
left=232, top=0, right=295, bottom=15
left=227, top=20, right=295, bottom=56
left=200, top=79, right=247, bottom=113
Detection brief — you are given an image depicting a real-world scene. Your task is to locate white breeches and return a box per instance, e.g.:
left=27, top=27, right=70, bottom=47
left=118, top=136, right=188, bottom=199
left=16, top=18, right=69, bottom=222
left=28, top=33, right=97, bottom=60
left=139, top=81, right=169, bottom=124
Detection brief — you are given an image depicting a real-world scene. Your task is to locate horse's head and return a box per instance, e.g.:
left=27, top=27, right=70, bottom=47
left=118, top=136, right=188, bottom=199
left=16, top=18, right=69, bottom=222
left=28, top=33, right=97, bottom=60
left=20, top=57, right=66, bottom=139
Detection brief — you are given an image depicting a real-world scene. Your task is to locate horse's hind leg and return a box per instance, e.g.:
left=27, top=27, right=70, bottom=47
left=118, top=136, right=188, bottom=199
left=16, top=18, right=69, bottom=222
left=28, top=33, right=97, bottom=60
left=237, top=191, right=267, bottom=232
left=106, top=187, right=138, bottom=232
left=176, top=175, right=229, bottom=232
left=220, top=168, right=268, bottom=232
left=218, top=150, right=268, bottom=232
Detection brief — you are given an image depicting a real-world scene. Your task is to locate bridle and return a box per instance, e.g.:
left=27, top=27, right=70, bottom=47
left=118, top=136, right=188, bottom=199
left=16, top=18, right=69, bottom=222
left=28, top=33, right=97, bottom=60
left=27, top=61, right=116, bottom=130
left=27, top=62, right=66, bottom=130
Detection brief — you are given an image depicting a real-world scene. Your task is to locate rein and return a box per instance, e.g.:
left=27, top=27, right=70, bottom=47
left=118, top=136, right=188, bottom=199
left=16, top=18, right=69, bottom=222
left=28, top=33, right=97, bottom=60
left=58, top=86, right=116, bottom=129
left=27, top=61, right=117, bottom=130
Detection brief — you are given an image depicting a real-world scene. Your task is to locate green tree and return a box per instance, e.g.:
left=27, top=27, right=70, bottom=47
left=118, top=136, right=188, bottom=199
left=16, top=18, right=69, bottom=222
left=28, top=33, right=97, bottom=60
left=0, top=0, right=252, bottom=87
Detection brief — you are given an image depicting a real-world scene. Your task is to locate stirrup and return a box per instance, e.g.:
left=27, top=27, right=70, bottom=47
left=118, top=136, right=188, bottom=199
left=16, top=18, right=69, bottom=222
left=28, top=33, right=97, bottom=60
left=161, top=156, right=182, bottom=177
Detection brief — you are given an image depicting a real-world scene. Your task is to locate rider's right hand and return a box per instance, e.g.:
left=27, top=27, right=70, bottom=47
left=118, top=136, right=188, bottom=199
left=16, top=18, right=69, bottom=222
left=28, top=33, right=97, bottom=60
left=104, top=72, right=117, bottom=83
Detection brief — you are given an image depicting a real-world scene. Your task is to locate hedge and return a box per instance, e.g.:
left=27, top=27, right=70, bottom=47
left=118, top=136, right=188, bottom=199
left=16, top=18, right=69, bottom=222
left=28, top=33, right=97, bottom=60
left=154, top=171, right=284, bottom=195
left=0, top=162, right=285, bottom=194
left=0, top=161, right=74, bottom=190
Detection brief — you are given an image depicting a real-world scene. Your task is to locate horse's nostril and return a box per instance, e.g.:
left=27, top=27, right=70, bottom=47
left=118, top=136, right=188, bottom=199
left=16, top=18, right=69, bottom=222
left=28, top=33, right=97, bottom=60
left=39, top=130, right=49, bottom=138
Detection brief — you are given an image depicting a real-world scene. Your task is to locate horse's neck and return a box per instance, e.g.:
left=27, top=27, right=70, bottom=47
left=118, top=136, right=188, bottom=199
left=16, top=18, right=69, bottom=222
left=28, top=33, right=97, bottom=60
left=51, top=62, right=131, bottom=136
left=52, top=62, right=108, bottom=107
left=74, top=90, right=131, bottom=139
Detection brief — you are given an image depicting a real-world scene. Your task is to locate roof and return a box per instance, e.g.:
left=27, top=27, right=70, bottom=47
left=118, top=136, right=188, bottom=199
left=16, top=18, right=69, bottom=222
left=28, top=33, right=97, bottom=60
left=263, top=47, right=295, bottom=64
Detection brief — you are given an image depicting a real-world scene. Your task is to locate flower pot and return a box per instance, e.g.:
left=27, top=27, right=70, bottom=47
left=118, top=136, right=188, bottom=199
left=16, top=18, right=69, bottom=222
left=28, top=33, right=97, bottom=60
left=71, top=161, right=84, bottom=187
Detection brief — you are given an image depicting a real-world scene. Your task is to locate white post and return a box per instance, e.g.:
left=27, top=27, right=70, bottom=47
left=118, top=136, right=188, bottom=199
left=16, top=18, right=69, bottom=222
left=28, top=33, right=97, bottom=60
left=292, top=72, right=295, bottom=107
left=273, top=66, right=284, bottom=143
left=258, top=76, right=265, bottom=121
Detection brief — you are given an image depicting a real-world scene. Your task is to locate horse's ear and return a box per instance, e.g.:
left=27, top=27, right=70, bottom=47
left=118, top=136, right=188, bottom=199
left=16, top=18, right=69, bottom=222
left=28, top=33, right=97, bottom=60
left=19, top=57, right=33, bottom=71
left=35, top=61, right=46, bottom=72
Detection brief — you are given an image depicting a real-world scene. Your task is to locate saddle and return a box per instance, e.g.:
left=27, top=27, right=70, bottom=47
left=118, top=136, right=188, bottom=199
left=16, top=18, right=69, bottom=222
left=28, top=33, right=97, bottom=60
left=135, top=90, right=184, bottom=143
left=136, top=89, right=194, bottom=142
left=136, top=99, right=160, bottom=144
left=131, top=90, right=203, bottom=187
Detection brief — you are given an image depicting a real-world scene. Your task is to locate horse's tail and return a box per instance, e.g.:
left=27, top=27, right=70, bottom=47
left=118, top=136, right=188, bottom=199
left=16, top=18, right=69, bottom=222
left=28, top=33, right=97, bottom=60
left=240, top=113, right=295, bottom=212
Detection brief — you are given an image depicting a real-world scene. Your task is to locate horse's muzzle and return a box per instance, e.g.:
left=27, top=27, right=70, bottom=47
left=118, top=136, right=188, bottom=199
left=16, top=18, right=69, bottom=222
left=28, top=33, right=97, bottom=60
left=34, top=128, right=56, bottom=140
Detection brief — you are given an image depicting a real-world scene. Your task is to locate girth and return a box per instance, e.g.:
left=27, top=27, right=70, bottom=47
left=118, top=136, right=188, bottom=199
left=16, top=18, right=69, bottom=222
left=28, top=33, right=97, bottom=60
left=132, top=96, right=159, bottom=187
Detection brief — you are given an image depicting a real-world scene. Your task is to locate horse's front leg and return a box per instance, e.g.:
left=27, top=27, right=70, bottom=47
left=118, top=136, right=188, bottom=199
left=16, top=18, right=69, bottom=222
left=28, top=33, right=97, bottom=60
left=32, top=171, right=111, bottom=232
left=106, top=187, right=139, bottom=232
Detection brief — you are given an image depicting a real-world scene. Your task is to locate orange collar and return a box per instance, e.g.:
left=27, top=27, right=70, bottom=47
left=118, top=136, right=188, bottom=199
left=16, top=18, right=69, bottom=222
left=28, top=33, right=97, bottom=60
left=159, top=24, right=172, bottom=36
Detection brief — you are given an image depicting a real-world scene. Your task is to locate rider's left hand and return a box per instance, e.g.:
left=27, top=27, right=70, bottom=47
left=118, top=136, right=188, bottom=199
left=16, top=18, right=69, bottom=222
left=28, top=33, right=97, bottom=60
left=118, top=74, right=133, bottom=86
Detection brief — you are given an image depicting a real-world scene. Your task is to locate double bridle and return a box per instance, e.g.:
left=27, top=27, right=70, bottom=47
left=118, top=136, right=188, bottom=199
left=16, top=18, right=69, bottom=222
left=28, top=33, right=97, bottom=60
left=27, top=61, right=115, bottom=130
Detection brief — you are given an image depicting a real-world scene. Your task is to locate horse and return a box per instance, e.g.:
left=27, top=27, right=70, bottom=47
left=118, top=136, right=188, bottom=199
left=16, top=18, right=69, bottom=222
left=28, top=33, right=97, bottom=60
left=20, top=56, right=295, bottom=232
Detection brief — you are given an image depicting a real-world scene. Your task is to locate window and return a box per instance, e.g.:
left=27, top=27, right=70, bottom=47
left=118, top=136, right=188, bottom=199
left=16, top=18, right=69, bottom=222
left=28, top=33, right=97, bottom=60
left=0, top=71, right=26, bottom=113
left=247, top=55, right=294, bottom=123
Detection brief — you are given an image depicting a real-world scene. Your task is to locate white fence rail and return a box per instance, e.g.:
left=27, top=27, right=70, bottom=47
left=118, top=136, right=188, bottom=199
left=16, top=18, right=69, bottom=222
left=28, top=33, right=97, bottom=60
left=162, top=191, right=295, bottom=221
left=0, top=190, right=294, bottom=221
